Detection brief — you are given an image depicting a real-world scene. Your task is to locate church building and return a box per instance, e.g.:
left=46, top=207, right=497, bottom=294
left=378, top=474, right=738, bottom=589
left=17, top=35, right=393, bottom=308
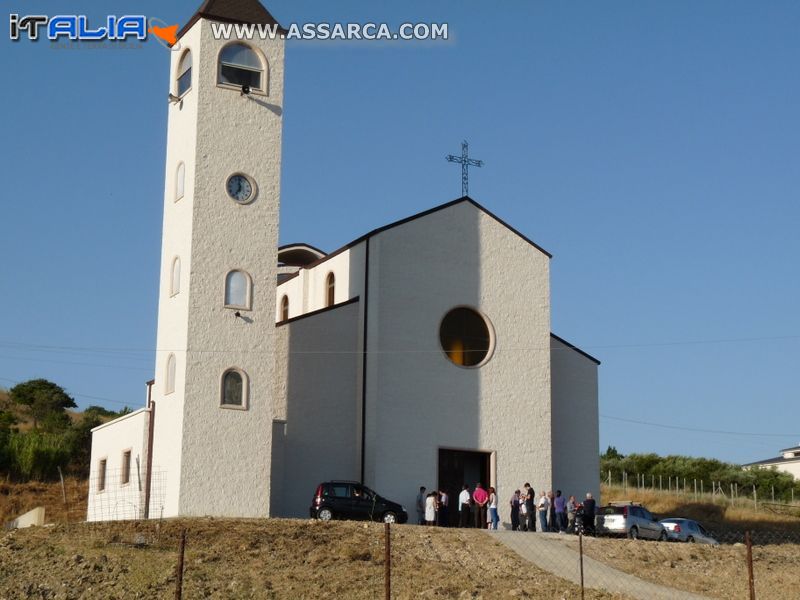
left=86, top=0, right=600, bottom=522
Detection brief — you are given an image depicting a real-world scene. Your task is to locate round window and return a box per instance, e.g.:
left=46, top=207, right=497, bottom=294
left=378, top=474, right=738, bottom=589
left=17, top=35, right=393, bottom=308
left=439, top=307, right=493, bottom=367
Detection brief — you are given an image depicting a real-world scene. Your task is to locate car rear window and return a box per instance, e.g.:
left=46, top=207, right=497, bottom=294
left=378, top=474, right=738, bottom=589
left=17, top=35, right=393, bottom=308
left=601, top=506, right=625, bottom=515
left=324, top=484, right=350, bottom=498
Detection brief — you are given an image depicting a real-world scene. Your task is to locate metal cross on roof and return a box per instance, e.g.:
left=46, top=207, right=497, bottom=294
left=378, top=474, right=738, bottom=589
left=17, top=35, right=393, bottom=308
left=446, top=140, right=484, bottom=197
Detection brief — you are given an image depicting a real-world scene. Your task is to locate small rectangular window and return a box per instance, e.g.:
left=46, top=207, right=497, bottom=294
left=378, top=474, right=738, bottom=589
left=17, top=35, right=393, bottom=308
left=121, top=450, right=131, bottom=485
left=98, top=459, right=107, bottom=492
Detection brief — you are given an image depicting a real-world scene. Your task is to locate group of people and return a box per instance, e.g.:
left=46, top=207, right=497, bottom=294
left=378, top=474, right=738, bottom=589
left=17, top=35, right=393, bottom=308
left=509, top=486, right=596, bottom=533
left=416, top=483, right=597, bottom=533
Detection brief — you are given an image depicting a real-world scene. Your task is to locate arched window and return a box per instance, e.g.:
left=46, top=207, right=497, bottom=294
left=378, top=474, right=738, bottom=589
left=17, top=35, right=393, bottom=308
left=224, top=270, right=251, bottom=309
left=218, top=43, right=264, bottom=91
left=175, top=162, right=185, bottom=201
left=170, top=257, right=181, bottom=296
left=176, top=49, right=192, bottom=96
left=325, top=272, right=335, bottom=307
left=165, top=354, right=176, bottom=394
left=221, top=368, right=247, bottom=408
left=280, top=295, right=289, bottom=322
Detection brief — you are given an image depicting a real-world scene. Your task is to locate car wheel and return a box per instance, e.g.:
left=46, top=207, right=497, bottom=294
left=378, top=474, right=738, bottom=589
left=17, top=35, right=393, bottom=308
left=659, top=530, right=668, bottom=542
left=383, top=512, right=397, bottom=524
left=628, top=526, right=639, bottom=540
left=687, top=536, right=695, bottom=543
left=318, top=508, right=333, bottom=521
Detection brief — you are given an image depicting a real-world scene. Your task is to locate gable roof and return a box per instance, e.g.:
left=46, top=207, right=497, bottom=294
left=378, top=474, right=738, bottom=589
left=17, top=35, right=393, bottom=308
left=550, top=333, right=601, bottom=365
left=278, top=196, right=552, bottom=285
left=177, top=0, right=284, bottom=41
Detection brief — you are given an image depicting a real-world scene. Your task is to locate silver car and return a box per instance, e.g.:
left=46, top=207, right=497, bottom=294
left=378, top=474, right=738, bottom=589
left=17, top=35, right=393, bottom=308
left=659, top=518, right=719, bottom=545
left=596, top=502, right=668, bottom=540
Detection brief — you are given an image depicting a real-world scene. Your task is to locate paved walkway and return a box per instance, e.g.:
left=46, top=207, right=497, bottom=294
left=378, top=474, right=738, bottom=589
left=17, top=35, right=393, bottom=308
left=489, top=531, right=708, bottom=600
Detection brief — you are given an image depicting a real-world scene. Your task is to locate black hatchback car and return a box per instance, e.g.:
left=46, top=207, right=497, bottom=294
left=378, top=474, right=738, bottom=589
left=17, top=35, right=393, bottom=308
left=310, top=481, right=408, bottom=524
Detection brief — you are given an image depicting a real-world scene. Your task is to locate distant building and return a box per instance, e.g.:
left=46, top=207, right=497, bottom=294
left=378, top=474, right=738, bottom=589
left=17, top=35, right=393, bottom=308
left=85, top=0, right=601, bottom=522
left=743, top=445, right=800, bottom=480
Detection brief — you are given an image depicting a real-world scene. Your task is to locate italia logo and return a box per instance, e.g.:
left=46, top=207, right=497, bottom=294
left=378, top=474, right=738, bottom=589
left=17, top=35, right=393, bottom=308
left=9, top=14, right=181, bottom=48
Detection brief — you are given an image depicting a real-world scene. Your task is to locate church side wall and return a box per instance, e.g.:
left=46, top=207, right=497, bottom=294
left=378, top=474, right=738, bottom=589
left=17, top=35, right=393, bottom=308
left=274, top=301, right=361, bottom=517
left=363, top=202, right=553, bottom=517
left=550, top=336, right=600, bottom=502
left=87, top=410, right=149, bottom=522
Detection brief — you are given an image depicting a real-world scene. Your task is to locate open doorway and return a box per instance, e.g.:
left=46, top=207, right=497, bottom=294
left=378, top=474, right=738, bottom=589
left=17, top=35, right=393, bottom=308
left=438, top=448, right=491, bottom=527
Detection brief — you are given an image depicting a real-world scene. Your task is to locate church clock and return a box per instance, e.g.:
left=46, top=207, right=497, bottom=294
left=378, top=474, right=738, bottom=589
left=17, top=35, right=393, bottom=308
left=226, top=173, right=256, bottom=204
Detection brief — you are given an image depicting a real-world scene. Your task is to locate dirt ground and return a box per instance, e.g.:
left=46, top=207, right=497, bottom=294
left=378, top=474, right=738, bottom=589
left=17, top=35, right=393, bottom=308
left=0, top=518, right=627, bottom=600
left=558, top=534, right=797, bottom=599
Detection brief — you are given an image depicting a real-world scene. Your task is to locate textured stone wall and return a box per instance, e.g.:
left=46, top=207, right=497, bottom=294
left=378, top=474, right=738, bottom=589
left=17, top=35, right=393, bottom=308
left=362, top=201, right=553, bottom=514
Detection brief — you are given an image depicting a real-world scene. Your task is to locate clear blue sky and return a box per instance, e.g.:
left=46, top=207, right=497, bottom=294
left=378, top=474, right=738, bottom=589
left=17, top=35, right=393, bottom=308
left=1, top=0, right=798, bottom=464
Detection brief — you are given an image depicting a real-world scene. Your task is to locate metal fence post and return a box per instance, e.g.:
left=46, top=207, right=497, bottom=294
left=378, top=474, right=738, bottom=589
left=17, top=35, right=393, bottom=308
left=745, top=530, right=755, bottom=600
left=175, top=529, right=186, bottom=600
left=579, top=530, right=585, bottom=600
left=56, top=466, right=69, bottom=524
left=384, top=522, right=391, bottom=600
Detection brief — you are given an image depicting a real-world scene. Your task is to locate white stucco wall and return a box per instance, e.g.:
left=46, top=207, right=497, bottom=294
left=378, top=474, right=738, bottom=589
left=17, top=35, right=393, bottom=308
left=275, top=243, right=365, bottom=322
left=174, top=19, right=284, bottom=518
left=148, top=16, right=285, bottom=518
left=750, top=461, right=800, bottom=480
left=361, top=201, right=553, bottom=516
left=271, top=300, right=361, bottom=517
left=87, top=409, right=149, bottom=522
left=550, top=335, right=600, bottom=503
left=148, top=20, right=203, bottom=519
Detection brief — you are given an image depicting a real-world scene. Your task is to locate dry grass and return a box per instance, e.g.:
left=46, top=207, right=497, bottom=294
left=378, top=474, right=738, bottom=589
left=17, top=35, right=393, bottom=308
left=0, top=518, right=627, bottom=599
left=557, top=534, right=797, bottom=599
left=0, top=478, right=88, bottom=525
left=600, top=483, right=800, bottom=533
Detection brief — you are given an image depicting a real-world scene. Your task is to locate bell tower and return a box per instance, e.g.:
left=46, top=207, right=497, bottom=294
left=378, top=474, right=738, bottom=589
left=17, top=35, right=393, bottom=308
left=150, top=0, right=284, bottom=518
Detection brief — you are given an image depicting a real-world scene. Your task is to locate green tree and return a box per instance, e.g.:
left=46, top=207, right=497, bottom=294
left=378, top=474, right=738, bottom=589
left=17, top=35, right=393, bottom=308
left=64, top=412, right=103, bottom=475
left=9, top=379, right=76, bottom=430
left=602, top=445, right=623, bottom=460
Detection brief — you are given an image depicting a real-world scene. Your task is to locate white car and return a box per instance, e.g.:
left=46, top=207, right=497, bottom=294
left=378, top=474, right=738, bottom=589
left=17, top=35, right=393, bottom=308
left=659, top=518, right=719, bottom=545
left=596, top=502, right=667, bottom=540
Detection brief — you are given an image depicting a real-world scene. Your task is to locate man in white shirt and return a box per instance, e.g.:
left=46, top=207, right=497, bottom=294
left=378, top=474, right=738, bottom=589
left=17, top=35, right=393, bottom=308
left=458, top=484, right=471, bottom=527
left=537, top=491, right=549, bottom=532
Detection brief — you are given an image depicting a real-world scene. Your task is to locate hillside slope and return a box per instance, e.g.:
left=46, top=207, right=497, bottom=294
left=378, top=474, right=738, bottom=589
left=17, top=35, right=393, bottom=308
left=0, top=518, right=619, bottom=599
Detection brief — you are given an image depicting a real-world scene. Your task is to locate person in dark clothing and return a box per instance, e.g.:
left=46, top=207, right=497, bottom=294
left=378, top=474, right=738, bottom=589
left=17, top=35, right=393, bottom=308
left=523, top=483, right=536, bottom=532
left=582, top=492, right=596, bottom=535
left=438, top=490, right=449, bottom=527
left=509, top=490, right=521, bottom=531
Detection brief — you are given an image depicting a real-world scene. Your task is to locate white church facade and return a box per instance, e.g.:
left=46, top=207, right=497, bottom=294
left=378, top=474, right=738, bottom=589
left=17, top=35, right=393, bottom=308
left=87, top=0, right=600, bottom=522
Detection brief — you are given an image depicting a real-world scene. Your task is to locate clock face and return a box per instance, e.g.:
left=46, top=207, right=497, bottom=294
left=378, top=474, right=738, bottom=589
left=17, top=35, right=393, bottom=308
left=226, top=174, right=255, bottom=203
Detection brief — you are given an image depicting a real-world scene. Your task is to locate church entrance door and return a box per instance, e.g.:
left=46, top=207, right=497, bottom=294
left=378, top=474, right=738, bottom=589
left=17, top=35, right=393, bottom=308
left=437, top=448, right=491, bottom=527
